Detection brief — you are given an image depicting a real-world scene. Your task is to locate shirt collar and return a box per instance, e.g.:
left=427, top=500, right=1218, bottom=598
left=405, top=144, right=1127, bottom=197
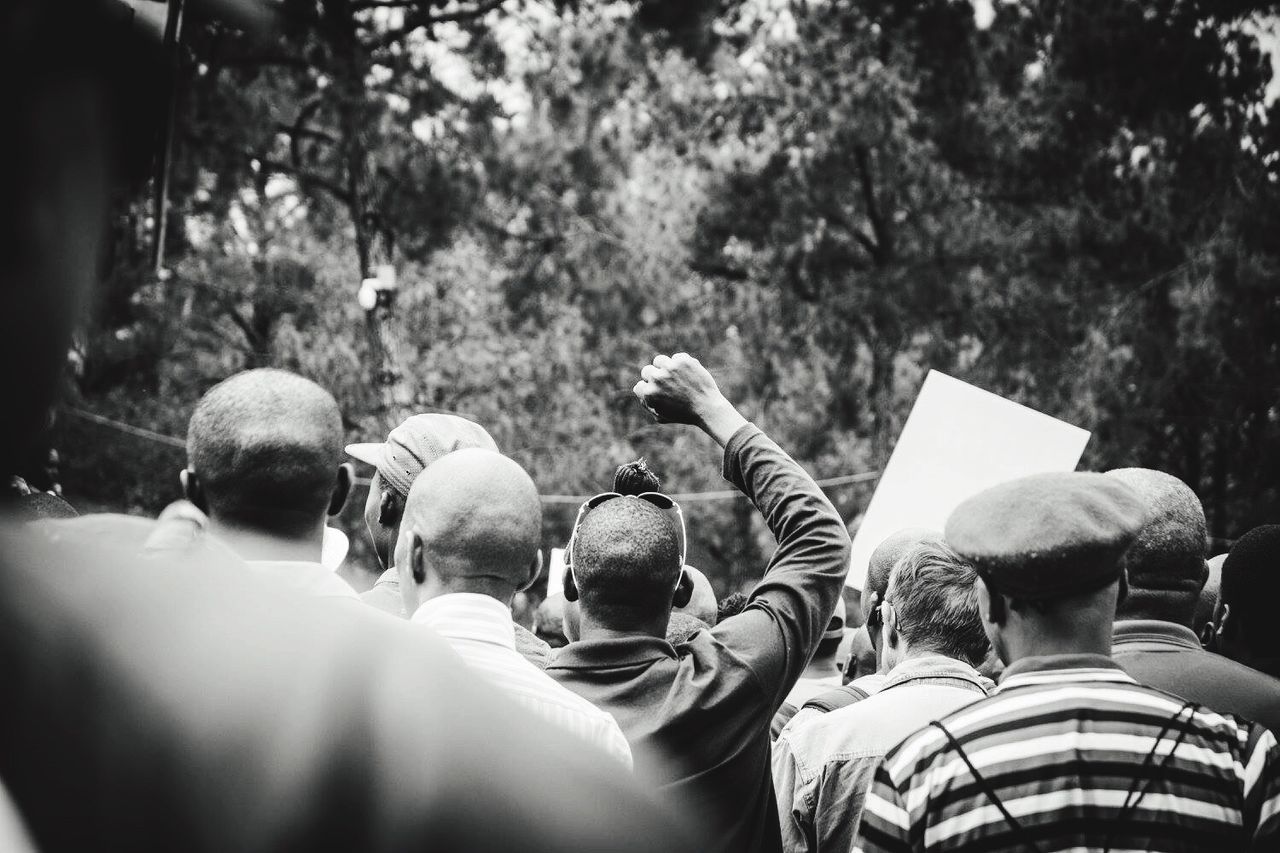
left=880, top=654, right=988, bottom=692
left=997, top=653, right=1135, bottom=692
left=412, top=593, right=517, bottom=650
left=1112, top=619, right=1202, bottom=650
left=246, top=560, right=358, bottom=598
left=549, top=635, right=677, bottom=670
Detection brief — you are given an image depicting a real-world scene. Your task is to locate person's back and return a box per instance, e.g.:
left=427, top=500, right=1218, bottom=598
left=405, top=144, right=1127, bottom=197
left=548, top=354, right=851, bottom=853
left=397, top=449, right=632, bottom=768
left=183, top=369, right=358, bottom=600
left=774, top=541, right=992, bottom=853
left=860, top=663, right=1280, bottom=851
left=856, top=472, right=1280, bottom=852
left=1104, top=469, right=1280, bottom=732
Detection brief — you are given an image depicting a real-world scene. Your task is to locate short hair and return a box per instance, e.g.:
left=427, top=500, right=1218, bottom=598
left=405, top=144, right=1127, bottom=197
left=717, top=591, right=749, bottom=623
left=613, top=459, right=661, bottom=496
left=885, top=540, right=989, bottom=667
left=1221, top=525, right=1280, bottom=650
left=665, top=613, right=708, bottom=645
left=867, top=528, right=942, bottom=600
left=571, top=497, right=681, bottom=628
left=187, top=369, right=343, bottom=535
left=1105, top=468, right=1208, bottom=626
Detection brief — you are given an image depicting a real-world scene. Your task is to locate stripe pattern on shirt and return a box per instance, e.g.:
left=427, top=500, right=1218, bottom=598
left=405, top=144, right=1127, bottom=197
left=855, top=666, right=1280, bottom=852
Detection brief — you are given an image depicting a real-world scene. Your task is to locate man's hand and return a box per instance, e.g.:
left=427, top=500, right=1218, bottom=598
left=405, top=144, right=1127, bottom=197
left=633, top=353, right=749, bottom=446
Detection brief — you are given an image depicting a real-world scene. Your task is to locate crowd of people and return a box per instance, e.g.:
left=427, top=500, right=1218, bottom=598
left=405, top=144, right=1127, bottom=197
left=3, top=1, right=1280, bottom=851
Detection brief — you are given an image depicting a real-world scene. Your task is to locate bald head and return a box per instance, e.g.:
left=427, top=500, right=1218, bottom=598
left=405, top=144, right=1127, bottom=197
left=186, top=369, right=345, bottom=536
left=673, top=564, right=718, bottom=626
left=570, top=497, right=682, bottom=628
left=397, top=449, right=542, bottom=592
left=1105, top=468, right=1208, bottom=627
left=866, top=528, right=942, bottom=606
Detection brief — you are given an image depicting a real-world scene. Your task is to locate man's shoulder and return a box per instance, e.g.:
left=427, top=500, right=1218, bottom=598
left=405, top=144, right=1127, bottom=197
left=1115, top=641, right=1280, bottom=729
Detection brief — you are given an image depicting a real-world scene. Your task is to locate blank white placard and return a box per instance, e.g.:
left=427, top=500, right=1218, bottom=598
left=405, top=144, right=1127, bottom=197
left=847, top=371, right=1090, bottom=588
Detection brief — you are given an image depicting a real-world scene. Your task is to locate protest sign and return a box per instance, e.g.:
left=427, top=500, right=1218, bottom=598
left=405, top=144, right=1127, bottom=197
left=848, top=371, right=1090, bottom=588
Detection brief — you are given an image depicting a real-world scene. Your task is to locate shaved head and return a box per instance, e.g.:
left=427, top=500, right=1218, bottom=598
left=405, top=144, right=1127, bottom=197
left=571, top=497, right=681, bottom=628
left=186, top=369, right=344, bottom=535
left=1105, top=468, right=1208, bottom=626
left=866, top=528, right=942, bottom=604
left=397, top=449, right=542, bottom=591
left=673, top=564, right=718, bottom=626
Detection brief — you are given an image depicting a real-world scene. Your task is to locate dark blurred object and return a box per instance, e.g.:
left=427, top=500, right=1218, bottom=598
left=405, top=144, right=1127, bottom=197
left=613, top=458, right=662, bottom=496
left=715, top=591, right=747, bottom=623
left=14, top=492, right=78, bottom=522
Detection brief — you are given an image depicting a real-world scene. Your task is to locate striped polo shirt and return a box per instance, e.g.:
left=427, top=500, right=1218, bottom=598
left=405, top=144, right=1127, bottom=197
left=855, top=653, right=1280, bottom=852
left=413, top=593, right=633, bottom=769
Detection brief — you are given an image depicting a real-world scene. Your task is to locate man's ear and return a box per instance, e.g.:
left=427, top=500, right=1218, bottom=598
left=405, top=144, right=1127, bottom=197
left=1116, top=569, right=1130, bottom=607
left=672, top=567, right=694, bottom=608
left=407, top=530, right=427, bottom=585
left=563, top=567, right=579, bottom=602
left=329, top=463, right=353, bottom=516
left=378, top=488, right=404, bottom=525
left=519, top=550, right=544, bottom=593
left=977, top=576, right=1006, bottom=626
left=180, top=469, right=206, bottom=512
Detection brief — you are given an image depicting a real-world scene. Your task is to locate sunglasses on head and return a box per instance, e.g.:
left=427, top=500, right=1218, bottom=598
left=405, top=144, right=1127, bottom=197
left=567, top=492, right=687, bottom=571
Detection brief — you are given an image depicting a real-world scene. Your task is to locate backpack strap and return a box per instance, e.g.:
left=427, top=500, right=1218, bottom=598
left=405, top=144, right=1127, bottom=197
left=802, top=683, right=869, bottom=713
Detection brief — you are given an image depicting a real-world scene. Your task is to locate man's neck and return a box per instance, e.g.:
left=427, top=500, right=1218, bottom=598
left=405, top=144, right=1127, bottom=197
left=208, top=519, right=323, bottom=564
left=576, top=612, right=669, bottom=643
left=1003, top=634, right=1112, bottom=664
left=801, top=656, right=841, bottom=680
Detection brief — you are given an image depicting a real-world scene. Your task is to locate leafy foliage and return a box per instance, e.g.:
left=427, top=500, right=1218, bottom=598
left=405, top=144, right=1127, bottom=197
left=53, top=0, right=1280, bottom=590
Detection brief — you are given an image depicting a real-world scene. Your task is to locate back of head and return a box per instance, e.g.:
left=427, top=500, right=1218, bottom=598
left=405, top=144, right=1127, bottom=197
left=886, top=540, right=989, bottom=666
left=1105, top=468, right=1208, bottom=626
left=187, top=369, right=343, bottom=537
left=535, top=593, right=568, bottom=648
left=399, top=449, right=542, bottom=590
left=1221, top=525, right=1280, bottom=655
left=866, top=528, right=942, bottom=606
left=571, top=497, right=682, bottom=629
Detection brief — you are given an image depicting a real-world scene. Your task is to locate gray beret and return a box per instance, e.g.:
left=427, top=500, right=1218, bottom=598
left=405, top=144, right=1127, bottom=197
left=945, top=472, right=1148, bottom=600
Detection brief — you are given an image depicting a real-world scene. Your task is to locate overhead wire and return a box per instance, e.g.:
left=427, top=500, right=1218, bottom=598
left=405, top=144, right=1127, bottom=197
left=62, top=406, right=881, bottom=503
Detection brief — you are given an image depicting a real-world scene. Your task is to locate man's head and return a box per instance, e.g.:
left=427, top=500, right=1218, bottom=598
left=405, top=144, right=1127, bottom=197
left=183, top=370, right=350, bottom=541
left=1104, top=468, right=1208, bottom=627
left=394, top=449, right=542, bottom=616
left=565, top=496, right=690, bottom=634
left=947, top=472, right=1147, bottom=665
left=863, top=528, right=943, bottom=663
left=1215, top=525, right=1280, bottom=676
left=673, top=564, right=718, bottom=627
left=880, top=541, right=988, bottom=670
left=347, top=414, right=498, bottom=570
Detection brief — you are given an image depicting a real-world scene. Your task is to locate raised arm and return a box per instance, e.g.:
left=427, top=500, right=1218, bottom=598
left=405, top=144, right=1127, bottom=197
left=633, top=353, right=852, bottom=706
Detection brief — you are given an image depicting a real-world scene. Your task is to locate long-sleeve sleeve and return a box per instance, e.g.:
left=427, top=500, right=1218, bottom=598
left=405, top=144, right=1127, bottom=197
left=711, top=423, right=852, bottom=708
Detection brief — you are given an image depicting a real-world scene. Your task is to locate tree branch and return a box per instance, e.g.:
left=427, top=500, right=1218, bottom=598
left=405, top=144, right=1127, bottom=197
left=853, top=144, right=892, bottom=266
left=256, top=156, right=353, bottom=205
left=360, top=0, right=507, bottom=49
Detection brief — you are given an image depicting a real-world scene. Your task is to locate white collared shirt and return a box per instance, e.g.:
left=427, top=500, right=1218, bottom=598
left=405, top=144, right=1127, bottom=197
left=246, top=560, right=359, bottom=599
left=412, top=593, right=632, bottom=769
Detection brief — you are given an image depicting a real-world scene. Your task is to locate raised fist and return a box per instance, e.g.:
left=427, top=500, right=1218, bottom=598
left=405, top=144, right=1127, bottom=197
left=632, top=353, right=726, bottom=426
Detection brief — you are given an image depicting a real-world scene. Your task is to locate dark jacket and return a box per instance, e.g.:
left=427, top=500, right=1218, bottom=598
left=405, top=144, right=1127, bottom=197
left=1112, top=618, right=1280, bottom=733
left=547, top=424, right=852, bottom=853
